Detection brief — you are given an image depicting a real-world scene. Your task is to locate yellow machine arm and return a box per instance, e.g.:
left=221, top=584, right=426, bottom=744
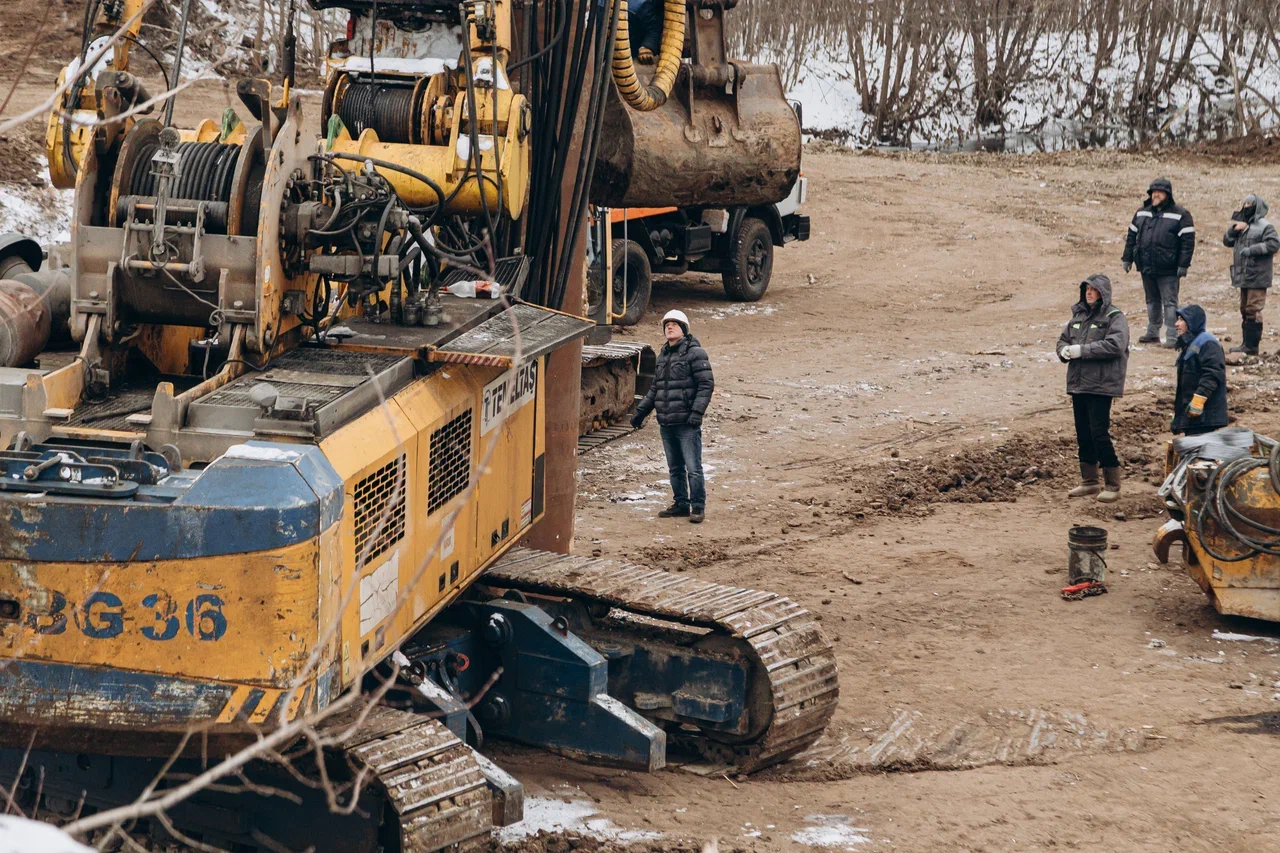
left=46, top=0, right=150, bottom=188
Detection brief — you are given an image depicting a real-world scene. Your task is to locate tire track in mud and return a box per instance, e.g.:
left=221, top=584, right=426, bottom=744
left=767, top=706, right=1155, bottom=782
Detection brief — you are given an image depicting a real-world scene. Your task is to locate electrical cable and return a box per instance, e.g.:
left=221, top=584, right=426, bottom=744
left=506, top=0, right=566, bottom=73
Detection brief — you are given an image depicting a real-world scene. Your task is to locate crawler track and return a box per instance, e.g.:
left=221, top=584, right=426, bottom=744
left=486, top=548, right=839, bottom=772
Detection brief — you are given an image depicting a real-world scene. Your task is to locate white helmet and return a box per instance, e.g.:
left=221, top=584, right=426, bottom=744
left=662, top=309, right=689, bottom=333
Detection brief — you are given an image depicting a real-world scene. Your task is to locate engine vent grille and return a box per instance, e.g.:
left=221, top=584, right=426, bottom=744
left=354, top=454, right=407, bottom=563
left=429, top=410, right=473, bottom=514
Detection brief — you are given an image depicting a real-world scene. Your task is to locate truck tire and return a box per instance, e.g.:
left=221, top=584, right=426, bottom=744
left=611, top=239, right=651, bottom=326
left=721, top=217, right=773, bottom=302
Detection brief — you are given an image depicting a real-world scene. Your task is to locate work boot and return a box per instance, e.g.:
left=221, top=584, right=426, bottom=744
left=1097, top=467, right=1122, bottom=503
left=1139, top=303, right=1161, bottom=343
left=1068, top=463, right=1101, bottom=498
left=1230, top=321, right=1255, bottom=354
left=659, top=503, right=690, bottom=518
left=690, top=508, right=705, bottom=524
left=1163, top=305, right=1179, bottom=348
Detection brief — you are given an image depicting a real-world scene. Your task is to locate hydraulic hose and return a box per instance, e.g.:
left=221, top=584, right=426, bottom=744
left=1194, top=441, right=1280, bottom=562
left=612, top=0, right=685, bottom=112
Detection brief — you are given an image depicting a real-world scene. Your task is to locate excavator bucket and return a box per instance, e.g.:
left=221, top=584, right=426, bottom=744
left=592, top=3, right=801, bottom=209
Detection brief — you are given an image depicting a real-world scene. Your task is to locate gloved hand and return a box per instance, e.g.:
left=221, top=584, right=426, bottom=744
left=1062, top=344, right=1082, bottom=360
left=687, top=412, right=703, bottom=427
left=629, top=412, right=646, bottom=430
left=1123, top=261, right=1132, bottom=273
left=1188, top=394, right=1207, bottom=418
left=1177, top=266, right=1188, bottom=277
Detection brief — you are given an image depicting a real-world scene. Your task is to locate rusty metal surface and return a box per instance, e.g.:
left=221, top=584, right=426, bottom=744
left=485, top=547, right=839, bottom=772
left=0, top=279, right=52, bottom=367
left=578, top=341, right=655, bottom=439
left=321, top=704, right=493, bottom=851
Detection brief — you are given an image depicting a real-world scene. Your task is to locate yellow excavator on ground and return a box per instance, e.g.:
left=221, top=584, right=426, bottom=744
left=0, top=0, right=835, bottom=848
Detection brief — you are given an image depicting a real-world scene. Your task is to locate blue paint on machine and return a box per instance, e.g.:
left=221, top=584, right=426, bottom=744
left=0, top=659, right=233, bottom=726
left=0, top=442, right=344, bottom=562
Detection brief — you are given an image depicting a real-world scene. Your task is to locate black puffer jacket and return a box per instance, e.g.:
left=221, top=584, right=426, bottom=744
left=1056, top=273, right=1130, bottom=397
left=1224, top=195, right=1280, bottom=290
left=1172, top=304, right=1228, bottom=433
left=635, top=334, right=715, bottom=426
left=1122, top=178, right=1196, bottom=276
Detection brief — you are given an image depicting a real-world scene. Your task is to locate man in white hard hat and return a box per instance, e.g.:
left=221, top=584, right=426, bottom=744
left=631, top=309, right=715, bottom=523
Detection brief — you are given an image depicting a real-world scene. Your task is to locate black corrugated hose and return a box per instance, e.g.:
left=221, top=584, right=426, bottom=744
left=1195, top=441, right=1280, bottom=562
left=519, top=0, right=617, bottom=310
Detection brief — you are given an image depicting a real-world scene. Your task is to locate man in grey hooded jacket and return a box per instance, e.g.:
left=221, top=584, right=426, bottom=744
left=1224, top=194, right=1280, bottom=355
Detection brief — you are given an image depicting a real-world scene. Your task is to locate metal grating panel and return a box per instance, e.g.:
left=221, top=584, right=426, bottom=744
left=200, top=380, right=350, bottom=409
left=354, top=454, right=407, bottom=564
left=271, top=349, right=404, bottom=376
left=428, top=410, right=472, bottom=514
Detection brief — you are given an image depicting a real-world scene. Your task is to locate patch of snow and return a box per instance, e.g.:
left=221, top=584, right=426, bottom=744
left=223, top=444, right=304, bottom=463
left=0, top=816, right=92, bottom=853
left=496, top=797, right=661, bottom=843
left=1213, top=630, right=1280, bottom=643
left=792, top=814, right=873, bottom=848
left=0, top=169, right=73, bottom=247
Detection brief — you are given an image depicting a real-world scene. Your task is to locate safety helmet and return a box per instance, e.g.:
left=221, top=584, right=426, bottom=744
left=662, top=309, right=689, bottom=334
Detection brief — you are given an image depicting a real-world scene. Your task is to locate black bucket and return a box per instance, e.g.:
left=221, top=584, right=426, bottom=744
left=1067, top=526, right=1107, bottom=584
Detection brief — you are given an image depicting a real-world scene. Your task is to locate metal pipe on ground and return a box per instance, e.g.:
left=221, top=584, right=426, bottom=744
left=0, top=235, right=73, bottom=367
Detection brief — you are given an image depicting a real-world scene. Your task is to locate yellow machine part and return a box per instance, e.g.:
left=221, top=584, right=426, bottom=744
left=327, top=83, right=531, bottom=220
left=1180, top=465, right=1280, bottom=621
left=612, top=0, right=685, bottom=112
left=321, top=358, right=542, bottom=678
left=45, top=0, right=148, bottom=189
left=0, top=534, right=323, bottom=687
left=0, top=354, right=547, bottom=752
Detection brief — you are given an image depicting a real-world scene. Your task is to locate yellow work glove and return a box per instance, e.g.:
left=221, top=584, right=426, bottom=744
left=1188, top=394, right=1207, bottom=417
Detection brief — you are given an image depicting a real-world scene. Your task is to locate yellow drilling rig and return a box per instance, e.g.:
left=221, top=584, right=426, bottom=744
left=0, top=0, right=834, bottom=848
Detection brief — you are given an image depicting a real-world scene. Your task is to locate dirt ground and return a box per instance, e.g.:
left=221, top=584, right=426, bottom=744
left=495, top=148, right=1280, bottom=853
left=6, top=32, right=1280, bottom=853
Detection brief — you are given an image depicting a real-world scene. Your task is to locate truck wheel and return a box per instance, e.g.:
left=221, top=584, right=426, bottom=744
left=722, top=217, right=773, bottom=302
left=610, top=239, right=651, bottom=326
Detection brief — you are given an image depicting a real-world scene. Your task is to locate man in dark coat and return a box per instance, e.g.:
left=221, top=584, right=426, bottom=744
left=1172, top=304, right=1228, bottom=436
left=1057, top=273, right=1130, bottom=503
left=1123, top=178, right=1196, bottom=348
left=631, top=309, right=715, bottom=523
left=1224, top=194, right=1280, bottom=355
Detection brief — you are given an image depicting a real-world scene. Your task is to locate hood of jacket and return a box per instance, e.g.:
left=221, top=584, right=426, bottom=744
left=1245, top=194, right=1270, bottom=222
left=1147, top=177, right=1175, bottom=207
left=1075, top=273, right=1113, bottom=315
left=1177, top=304, right=1207, bottom=336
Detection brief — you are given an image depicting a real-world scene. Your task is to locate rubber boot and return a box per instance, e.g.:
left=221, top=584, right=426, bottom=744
left=1248, top=319, right=1263, bottom=354
left=1139, top=303, right=1161, bottom=343
left=1068, top=463, right=1101, bottom=498
left=1097, top=467, right=1122, bottom=503
left=1230, top=320, right=1255, bottom=354
left=1162, top=304, right=1179, bottom=348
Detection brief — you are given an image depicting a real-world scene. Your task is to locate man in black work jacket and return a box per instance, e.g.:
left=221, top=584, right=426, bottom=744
left=631, top=309, right=715, bottom=524
left=1123, top=178, right=1196, bottom=348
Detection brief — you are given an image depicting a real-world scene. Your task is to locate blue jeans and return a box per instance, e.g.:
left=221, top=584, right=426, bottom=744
left=660, top=423, right=705, bottom=510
